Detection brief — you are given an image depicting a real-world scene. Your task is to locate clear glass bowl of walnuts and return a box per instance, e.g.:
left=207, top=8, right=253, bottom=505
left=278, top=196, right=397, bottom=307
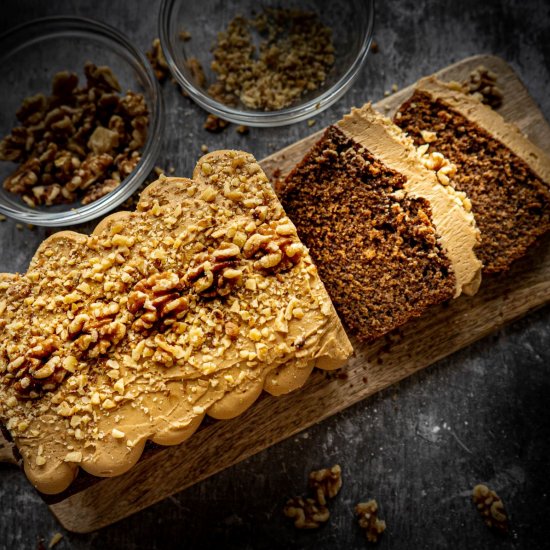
left=159, top=0, right=374, bottom=127
left=0, top=16, right=163, bottom=226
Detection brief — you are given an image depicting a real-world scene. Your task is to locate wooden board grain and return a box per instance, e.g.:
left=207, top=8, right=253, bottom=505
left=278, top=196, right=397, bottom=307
left=24, top=54, right=550, bottom=532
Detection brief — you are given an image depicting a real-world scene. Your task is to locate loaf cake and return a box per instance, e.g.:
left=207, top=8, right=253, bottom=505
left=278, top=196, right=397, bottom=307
left=394, top=76, right=550, bottom=273
left=0, top=150, right=352, bottom=494
left=278, top=105, right=482, bottom=341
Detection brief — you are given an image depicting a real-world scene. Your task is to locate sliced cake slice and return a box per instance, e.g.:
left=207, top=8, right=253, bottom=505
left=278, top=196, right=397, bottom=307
left=394, top=76, right=550, bottom=274
left=0, top=150, right=352, bottom=495
left=278, top=104, right=482, bottom=342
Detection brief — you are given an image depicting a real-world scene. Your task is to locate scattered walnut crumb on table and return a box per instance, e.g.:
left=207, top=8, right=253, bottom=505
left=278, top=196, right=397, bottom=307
left=472, top=484, right=509, bottom=533
left=146, top=38, right=170, bottom=83
left=204, top=114, right=230, bottom=133
left=356, top=499, right=386, bottom=543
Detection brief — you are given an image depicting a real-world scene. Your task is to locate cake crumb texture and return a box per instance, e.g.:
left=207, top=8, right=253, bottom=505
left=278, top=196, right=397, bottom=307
left=279, top=125, right=456, bottom=341
left=395, top=90, right=550, bottom=273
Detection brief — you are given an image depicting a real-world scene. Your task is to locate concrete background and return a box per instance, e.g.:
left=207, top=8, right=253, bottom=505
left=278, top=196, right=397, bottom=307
left=0, top=1, right=549, bottom=548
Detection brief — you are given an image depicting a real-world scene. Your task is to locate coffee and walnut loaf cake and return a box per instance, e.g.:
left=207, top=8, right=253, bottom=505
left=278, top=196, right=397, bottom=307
left=0, top=150, right=352, bottom=494
left=278, top=105, right=482, bottom=341
left=394, top=77, right=550, bottom=274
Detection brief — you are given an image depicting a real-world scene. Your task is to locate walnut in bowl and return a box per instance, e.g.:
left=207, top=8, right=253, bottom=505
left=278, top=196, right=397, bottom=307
left=0, top=16, right=163, bottom=226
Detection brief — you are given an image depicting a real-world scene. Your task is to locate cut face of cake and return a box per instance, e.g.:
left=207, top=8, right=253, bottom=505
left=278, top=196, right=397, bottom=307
left=394, top=76, right=550, bottom=274
left=278, top=105, right=482, bottom=342
left=0, top=150, right=352, bottom=494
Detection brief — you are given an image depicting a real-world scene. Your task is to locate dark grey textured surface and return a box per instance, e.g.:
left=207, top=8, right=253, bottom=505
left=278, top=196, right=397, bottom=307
left=1, top=1, right=549, bottom=549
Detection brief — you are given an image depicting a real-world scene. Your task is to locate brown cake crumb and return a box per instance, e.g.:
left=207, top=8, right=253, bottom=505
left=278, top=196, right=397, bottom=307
left=208, top=8, right=335, bottom=111
left=395, top=91, right=550, bottom=273
left=356, top=499, right=386, bottom=543
left=472, top=484, right=509, bottom=532
left=278, top=125, right=456, bottom=341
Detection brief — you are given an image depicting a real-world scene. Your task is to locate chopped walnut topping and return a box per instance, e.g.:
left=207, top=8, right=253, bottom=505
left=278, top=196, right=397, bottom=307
left=207, top=8, right=335, bottom=111
left=283, top=496, right=330, bottom=529
left=308, top=464, right=342, bottom=506
left=355, top=499, right=386, bottom=543
left=416, top=144, right=457, bottom=186
left=0, top=150, right=351, bottom=492
left=461, top=66, right=503, bottom=109
left=472, top=484, right=509, bottom=532
left=0, top=63, right=148, bottom=206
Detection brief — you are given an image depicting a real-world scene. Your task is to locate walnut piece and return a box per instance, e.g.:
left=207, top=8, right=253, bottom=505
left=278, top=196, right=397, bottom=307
left=283, top=496, right=330, bottom=529
left=472, top=484, right=508, bottom=532
left=355, top=499, right=386, bottom=543
left=461, top=65, right=503, bottom=109
left=284, top=463, right=342, bottom=529
left=0, top=63, right=148, bottom=207
left=4, top=336, right=68, bottom=399
left=204, top=114, right=230, bottom=133
left=308, top=464, right=342, bottom=506
left=146, top=38, right=170, bottom=83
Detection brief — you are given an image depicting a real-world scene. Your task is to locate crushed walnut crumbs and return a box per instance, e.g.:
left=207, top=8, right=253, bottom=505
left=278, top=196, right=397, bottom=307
left=208, top=8, right=335, bottom=111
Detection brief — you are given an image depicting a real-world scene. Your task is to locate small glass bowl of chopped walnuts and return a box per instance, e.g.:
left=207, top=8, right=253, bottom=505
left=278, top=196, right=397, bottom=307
left=0, top=16, right=163, bottom=226
left=159, top=0, right=374, bottom=127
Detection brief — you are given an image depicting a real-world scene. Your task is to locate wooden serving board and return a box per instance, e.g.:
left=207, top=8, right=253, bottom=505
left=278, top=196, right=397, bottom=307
left=2, top=55, right=550, bottom=533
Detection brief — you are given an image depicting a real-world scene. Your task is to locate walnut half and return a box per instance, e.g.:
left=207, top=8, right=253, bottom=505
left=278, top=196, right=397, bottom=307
left=283, top=496, right=330, bottom=529
left=308, top=464, right=342, bottom=506
left=284, top=464, right=342, bottom=529
left=472, top=484, right=508, bottom=532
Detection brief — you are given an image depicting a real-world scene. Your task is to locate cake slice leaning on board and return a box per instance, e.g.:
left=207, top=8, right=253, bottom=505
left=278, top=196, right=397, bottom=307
left=393, top=76, right=550, bottom=274
left=277, top=104, right=483, bottom=342
left=0, top=150, right=352, bottom=495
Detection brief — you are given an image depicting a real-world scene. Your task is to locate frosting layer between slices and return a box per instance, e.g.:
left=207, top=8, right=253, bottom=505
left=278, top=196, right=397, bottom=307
left=338, top=104, right=482, bottom=296
left=394, top=77, right=550, bottom=273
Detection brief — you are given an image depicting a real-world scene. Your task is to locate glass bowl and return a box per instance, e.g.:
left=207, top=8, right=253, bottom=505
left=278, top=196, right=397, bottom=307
left=0, top=16, right=163, bottom=227
left=159, top=0, right=374, bottom=127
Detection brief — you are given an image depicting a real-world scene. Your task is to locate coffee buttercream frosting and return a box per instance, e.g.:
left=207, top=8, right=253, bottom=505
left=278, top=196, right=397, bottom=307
left=0, top=150, right=352, bottom=494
